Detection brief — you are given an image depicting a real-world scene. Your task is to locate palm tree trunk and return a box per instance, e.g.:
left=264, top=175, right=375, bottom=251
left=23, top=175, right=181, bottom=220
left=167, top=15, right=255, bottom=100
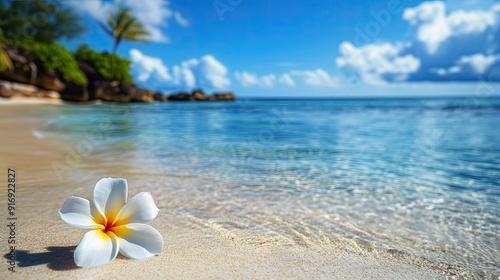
left=112, top=38, right=121, bottom=55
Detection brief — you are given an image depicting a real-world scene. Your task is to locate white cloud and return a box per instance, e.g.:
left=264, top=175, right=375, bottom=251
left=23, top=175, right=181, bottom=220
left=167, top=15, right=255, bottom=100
left=290, top=69, right=339, bottom=88
left=337, top=2, right=500, bottom=83
left=130, top=49, right=230, bottom=90
left=260, top=74, right=277, bottom=87
left=130, top=49, right=171, bottom=81
left=403, top=2, right=498, bottom=54
left=403, top=2, right=450, bottom=54
left=457, top=53, right=500, bottom=74
left=448, top=10, right=495, bottom=34
left=145, top=28, right=170, bottom=43
left=234, top=72, right=276, bottom=87
left=66, top=0, right=188, bottom=43
left=65, top=1, right=114, bottom=22
left=450, top=0, right=499, bottom=10
left=234, top=72, right=258, bottom=87
left=235, top=69, right=338, bottom=88
left=171, top=59, right=198, bottom=88
left=279, top=74, right=295, bottom=87
left=174, top=12, right=189, bottom=27
left=336, top=42, right=420, bottom=85
left=197, top=55, right=231, bottom=89
left=431, top=65, right=462, bottom=76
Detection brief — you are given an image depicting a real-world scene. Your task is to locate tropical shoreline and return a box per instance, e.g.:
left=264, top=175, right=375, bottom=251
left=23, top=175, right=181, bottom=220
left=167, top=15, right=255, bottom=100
left=0, top=104, right=449, bottom=279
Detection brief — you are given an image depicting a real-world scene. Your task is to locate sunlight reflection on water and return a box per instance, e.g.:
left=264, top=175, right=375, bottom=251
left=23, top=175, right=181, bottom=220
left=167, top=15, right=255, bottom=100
left=41, top=98, right=500, bottom=277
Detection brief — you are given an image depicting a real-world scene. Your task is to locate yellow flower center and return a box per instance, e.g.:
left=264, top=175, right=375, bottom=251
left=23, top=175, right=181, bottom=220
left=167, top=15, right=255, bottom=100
left=101, top=219, right=119, bottom=235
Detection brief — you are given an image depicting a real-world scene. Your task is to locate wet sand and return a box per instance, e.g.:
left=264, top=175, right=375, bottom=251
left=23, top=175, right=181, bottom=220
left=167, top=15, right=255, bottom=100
left=0, top=103, right=446, bottom=279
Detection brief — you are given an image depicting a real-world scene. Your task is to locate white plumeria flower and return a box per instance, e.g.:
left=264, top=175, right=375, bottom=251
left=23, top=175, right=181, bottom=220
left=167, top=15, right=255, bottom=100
left=59, top=178, right=163, bottom=268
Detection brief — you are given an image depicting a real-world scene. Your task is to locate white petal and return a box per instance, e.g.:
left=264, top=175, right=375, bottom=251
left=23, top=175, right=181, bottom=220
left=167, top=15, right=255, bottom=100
left=90, top=201, right=106, bottom=226
left=93, top=178, right=128, bottom=223
left=114, top=192, right=159, bottom=225
left=59, top=197, right=103, bottom=229
left=74, top=230, right=119, bottom=268
left=113, top=223, right=163, bottom=259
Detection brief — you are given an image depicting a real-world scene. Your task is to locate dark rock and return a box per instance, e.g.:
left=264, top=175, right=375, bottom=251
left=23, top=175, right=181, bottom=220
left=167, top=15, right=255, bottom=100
left=0, top=81, right=61, bottom=99
left=60, top=83, right=89, bottom=102
left=0, top=46, right=38, bottom=85
left=75, top=61, right=156, bottom=102
left=0, top=81, right=60, bottom=99
left=1, top=45, right=236, bottom=103
left=0, top=71, right=30, bottom=85
left=167, top=90, right=236, bottom=101
left=60, top=81, right=155, bottom=103
left=96, top=80, right=130, bottom=102
left=0, top=84, right=13, bottom=98
left=5, top=47, right=28, bottom=64
left=0, top=64, right=32, bottom=85
left=77, top=61, right=104, bottom=81
left=168, top=91, right=193, bottom=101
left=117, top=84, right=154, bottom=102
left=153, top=92, right=167, bottom=101
left=130, top=86, right=155, bottom=102
left=1, top=81, right=37, bottom=97
left=37, top=74, right=65, bottom=92
left=37, top=90, right=60, bottom=99
left=191, top=89, right=206, bottom=101
left=1, top=47, right=64, bottom=93
left=213, top=92, right=236, bottom=101
left=78, top=61, right=103, bottom=100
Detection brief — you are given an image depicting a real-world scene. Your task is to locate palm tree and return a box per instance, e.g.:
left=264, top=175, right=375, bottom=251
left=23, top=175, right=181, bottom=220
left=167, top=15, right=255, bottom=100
left=100, top=7, right=150, bottom=55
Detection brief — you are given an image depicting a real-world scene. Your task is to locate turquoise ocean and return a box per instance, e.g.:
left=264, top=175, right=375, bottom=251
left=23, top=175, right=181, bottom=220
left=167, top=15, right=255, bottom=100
left=38, top=97, right=500, bottom=277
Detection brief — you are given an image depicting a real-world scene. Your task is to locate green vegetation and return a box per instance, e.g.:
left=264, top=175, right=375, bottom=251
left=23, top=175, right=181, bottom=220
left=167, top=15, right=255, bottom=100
left=75, top=45, right=133, bottom=84
left=0, top=0, right=85, bottom=45
left=0, top=3, right=16, bottom=72
left=32, top=42, right=87, bottom=86
left=0, top=31, right=13, bottom=73
left=100, top=7, right=150, bottom=54
left=0, top=1, right=148, bottom=87
left=0, top=0, right=87, bottom=83
left=0, top=45, right=14, bottom=73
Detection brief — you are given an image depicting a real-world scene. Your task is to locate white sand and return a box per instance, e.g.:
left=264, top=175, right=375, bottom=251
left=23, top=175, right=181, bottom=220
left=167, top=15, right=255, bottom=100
left=0, top=96, right=64, bottom=105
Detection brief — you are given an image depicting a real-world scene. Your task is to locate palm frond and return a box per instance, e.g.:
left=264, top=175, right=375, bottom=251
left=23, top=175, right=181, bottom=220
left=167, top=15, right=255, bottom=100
left=102, top=6, right=151, bottom=54
left=98, top=21, right=113, bottom=36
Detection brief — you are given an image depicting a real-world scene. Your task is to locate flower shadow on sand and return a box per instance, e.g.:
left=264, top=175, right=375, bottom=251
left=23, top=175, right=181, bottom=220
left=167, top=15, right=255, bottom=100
left=4, top=246, right=79, bottom=271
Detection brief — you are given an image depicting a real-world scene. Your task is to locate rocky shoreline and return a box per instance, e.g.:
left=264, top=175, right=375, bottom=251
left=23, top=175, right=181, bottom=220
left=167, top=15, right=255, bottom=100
left=0, top=46, right=235, bottom=103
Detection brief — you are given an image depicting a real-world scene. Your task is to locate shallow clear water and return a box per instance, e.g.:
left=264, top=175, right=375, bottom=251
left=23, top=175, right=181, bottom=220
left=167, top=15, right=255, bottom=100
left=41, top=97, right=500, bottom=277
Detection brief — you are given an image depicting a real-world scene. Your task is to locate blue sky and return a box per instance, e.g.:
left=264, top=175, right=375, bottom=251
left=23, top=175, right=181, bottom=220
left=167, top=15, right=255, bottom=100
left=63, top=0, right=500, bottom=97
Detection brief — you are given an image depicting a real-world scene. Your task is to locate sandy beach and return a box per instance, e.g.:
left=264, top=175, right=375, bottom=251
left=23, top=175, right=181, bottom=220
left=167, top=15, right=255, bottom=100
left=0, top=103, right=450, bottom=279
left=1, top=0, right=499, bottom=277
